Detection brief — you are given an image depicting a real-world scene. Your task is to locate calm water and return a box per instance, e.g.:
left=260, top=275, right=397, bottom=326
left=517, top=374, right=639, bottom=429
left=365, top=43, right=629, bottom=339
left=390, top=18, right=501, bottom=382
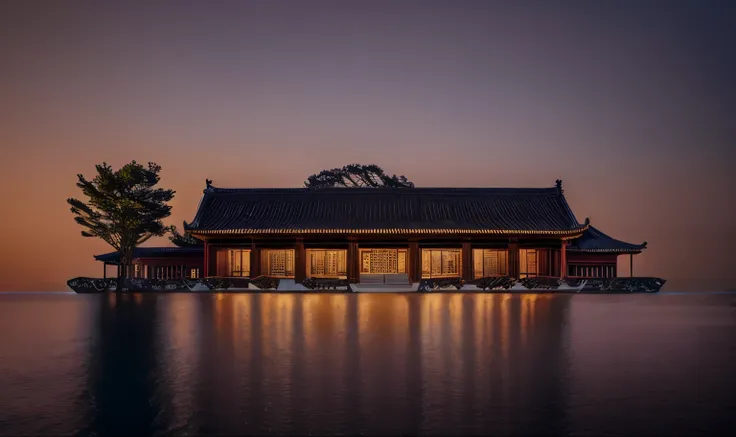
left=0, top=292, right=734, bottom=436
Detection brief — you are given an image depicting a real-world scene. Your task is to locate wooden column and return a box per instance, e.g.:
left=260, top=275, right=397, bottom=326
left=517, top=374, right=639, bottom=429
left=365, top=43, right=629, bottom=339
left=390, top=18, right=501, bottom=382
left=206, top=244, right=218, bottom=278
left=408, top=242, right=420, bottom=283
left=347, top=239, right=359, bottom=283
left=560, top=239, right=567, bottom=279
left=203, top=242, right=210, bottom=277
left=346, top=243, right=353, bottom=281
left=508, top=242, right=520, bottom=278
left=462, top=242, right=473, bottom=281
left=251, top=240, right=260, bottom=278
left=537, top=249, right=548, bottom=277
left=103, top=262, right=107, bottom=279
left=295, top=238, right=306, bottom=282
left=630, top=254, right=633, bottom=277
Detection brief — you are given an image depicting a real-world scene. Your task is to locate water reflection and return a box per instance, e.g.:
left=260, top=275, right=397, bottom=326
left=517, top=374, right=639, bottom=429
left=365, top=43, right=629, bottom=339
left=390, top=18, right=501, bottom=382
left=176, top=293, right=574, bottom=435
left=2, top=292, right=733, bottom=436
left=79, top=293, right=164, bottom=436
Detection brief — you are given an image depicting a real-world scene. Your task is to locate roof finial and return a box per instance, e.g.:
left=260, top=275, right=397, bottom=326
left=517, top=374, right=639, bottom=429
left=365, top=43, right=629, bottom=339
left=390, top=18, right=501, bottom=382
left=205, top=179, right=212, bottom=189
left=555, top=179, right=563, bottom=194
left=584, top=217, right=590, bottom=226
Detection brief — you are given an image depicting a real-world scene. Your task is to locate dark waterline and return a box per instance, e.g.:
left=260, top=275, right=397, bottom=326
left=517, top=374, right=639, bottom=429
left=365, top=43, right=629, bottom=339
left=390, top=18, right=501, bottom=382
left=0, top=293, right=734, bottom=436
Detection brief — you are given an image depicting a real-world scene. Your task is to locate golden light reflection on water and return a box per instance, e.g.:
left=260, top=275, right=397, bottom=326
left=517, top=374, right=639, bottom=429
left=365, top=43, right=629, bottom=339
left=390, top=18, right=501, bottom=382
left=199, top=292, right=559, bottom=391
left=275, top=294, right=293, bottom=352
left=501, top=295, right=510, bottom=361
left=474, top=296, right=487, bottom=370
left=450, top=294, right=463, bottom=355
left=521, top=294, right=528, bottom=346
left=214, top=293, right=224, bottom=336
left=302, top=295, right=316, bottom=349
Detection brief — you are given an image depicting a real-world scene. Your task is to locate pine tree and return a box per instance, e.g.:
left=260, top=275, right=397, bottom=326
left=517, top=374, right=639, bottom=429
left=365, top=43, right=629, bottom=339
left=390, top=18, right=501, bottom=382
left=68, top=161, right=175, bottom=291
left=169, top=225, right=203, bottom=247
left=305, top=164, right=414, bottom=188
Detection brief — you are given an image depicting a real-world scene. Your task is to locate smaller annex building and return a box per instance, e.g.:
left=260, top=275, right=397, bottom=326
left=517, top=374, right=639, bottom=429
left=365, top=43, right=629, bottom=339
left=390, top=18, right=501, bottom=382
left=94, top=180, right=647, bottom=284
left=94, top=247, right=204, bottom=280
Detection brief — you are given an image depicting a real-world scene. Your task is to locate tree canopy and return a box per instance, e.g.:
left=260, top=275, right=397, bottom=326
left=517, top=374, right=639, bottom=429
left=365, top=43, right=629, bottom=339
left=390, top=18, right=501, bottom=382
left=67, top=161, right=175, bottom=282
left=304, top=164, right=414, bottom=189
left=169, top=225, right=203, bottom=247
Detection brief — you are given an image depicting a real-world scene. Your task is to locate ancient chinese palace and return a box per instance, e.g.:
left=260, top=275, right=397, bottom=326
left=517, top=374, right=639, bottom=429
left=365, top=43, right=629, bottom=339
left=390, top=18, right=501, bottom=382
left=95, top=180, right=647, bottom=284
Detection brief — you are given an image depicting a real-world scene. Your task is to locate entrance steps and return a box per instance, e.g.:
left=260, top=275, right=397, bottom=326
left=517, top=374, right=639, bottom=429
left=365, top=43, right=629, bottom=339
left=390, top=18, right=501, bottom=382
left=355, top=273, right=415, bottom=292
left=353, top=283, right=417, bottom=293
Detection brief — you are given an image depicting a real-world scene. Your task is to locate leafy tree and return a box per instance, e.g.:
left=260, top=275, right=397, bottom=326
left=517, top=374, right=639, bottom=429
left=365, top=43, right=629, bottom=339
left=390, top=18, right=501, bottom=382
left=169, top=225, right=203, bottom=247
left=68, top=161, right=175, bottom=290
left=305, top=164, right=414, bottom=189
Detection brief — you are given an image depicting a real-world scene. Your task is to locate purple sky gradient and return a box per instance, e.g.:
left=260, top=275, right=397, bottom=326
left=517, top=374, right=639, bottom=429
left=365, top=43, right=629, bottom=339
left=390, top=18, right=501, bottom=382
left=1, top=1, right=734, bottom=291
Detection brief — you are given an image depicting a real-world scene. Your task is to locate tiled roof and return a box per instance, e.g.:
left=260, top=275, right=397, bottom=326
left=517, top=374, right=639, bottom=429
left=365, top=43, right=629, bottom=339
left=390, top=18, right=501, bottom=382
left=93, top=247, right=204, bottom=264
left=567, top=226, right=646, bottom=253
left=184, top=185, right=588, bottom=236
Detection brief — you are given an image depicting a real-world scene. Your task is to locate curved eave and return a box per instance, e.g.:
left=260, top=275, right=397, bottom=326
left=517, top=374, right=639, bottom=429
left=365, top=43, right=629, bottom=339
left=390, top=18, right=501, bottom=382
left=93, top=254, right=121, bottom=264
left=567, top=248, right=644, bottom=254
left=93, top=247, right=205, bottom=263
left=189, top=224, right=589, bottom=237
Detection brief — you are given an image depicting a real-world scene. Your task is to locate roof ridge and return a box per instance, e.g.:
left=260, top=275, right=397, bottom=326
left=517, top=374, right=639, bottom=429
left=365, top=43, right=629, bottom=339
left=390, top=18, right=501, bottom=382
left=206, top=186, right=561, bottom=194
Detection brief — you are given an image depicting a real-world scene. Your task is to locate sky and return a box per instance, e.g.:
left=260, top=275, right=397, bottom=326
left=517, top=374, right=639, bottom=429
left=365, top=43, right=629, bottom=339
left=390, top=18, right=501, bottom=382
left=1, top=0, right=734, bottom=292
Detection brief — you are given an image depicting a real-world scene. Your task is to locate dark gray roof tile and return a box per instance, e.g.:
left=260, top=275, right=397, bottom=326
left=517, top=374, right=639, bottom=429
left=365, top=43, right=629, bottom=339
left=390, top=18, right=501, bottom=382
left=94, top=247, right=204, bottom=264
left=567, top=226, right=646, bottom=253
left=185, top=186, right=586, bottom=235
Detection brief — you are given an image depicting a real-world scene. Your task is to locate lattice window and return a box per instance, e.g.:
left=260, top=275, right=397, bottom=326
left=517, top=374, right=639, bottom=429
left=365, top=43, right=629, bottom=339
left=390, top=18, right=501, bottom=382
left=472, top=249, right=509, bottom=278
left=519, top=249, right=538, bottom=278
left=263, top=249, right=295, bottom=277
left=397, top=251, right=406, bottom=273
left=313, top=253, right=325, bottom=275
left=228, top=249, right=251, bottom=277
left=422, top=249, right=462, bottom=278
left=360, top=249, right=407, bottom=274
left=307, top=249, right=347, bottom=277
left=371, top=249, right=396, bottom=273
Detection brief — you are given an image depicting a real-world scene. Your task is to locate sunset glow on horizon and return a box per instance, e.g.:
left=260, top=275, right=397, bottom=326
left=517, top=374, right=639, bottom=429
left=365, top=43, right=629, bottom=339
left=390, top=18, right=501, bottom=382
left=1, top=1, right=734, bottom=291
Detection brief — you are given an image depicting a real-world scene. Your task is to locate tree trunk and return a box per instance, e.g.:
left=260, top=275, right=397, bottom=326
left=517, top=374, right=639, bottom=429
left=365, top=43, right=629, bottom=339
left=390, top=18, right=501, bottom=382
left=116, top=264, right=125, bottom=293
left=116, top=250, right=132, bottom=293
